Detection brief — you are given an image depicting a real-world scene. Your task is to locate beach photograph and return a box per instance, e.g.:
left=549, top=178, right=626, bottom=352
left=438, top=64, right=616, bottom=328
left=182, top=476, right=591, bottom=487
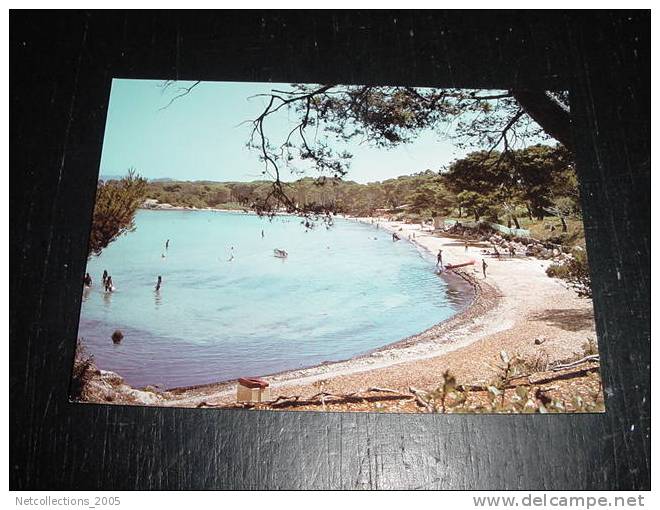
left=71, top=79, right=604, bottom=414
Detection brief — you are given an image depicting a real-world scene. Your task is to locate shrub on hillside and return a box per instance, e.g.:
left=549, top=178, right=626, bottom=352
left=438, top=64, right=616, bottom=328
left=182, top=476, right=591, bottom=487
left=546, top=248, right=592, bottom=297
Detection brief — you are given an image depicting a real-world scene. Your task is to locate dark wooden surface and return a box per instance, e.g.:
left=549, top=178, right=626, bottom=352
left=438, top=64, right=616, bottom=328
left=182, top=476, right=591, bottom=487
left=10, top=11, right=650, bottom=490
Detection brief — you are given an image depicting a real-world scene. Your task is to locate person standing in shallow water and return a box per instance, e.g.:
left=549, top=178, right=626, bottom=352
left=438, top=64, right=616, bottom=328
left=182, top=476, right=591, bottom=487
left=482, top=259, right=488, bottom=279
left=105, top=276, right=114, bottom=292
left=83, top=273, right=92, bottom=287
left=155, top=275, right=162, bottom=291
left=165, top=239, right=170, bottom=250
left=102, top=270, right=108, bottom=286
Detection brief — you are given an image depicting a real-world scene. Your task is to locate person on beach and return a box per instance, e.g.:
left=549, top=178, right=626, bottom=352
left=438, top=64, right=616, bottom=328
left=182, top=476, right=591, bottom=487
left=509, top=245, right=516, bottom=257
left=83, top=273, right=92, bottom=287
left=482, top=259, right=488, bottom=278
left=465, top=242, right=469, bottom=253
left=493, top=246, right=500, bottom=258
left=102, top=270, right=108, bottom=286
left=155, top=275, right=162, bottom=291
left=436, top=249, right=443, bottom=268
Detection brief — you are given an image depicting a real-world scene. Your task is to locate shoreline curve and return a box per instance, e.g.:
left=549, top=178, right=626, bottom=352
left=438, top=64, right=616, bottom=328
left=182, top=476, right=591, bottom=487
left=160, top=220, right=501, bottom=406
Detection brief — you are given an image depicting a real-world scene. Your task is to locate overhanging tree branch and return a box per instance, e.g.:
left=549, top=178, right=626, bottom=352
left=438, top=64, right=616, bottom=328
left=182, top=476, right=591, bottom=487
left=156, top=81, right=575, bottom=222
left=158, top=81, right=201, bottom=111
left=510, top=90, right=573, bottom=152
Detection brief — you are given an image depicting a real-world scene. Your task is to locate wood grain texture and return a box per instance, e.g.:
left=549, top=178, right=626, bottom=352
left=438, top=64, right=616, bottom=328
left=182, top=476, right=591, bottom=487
left=10, top=11, right=650, bottom=490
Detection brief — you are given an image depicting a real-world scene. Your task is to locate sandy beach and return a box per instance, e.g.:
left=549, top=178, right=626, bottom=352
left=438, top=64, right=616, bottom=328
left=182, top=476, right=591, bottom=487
left=153, top=217, right=597, bottom=409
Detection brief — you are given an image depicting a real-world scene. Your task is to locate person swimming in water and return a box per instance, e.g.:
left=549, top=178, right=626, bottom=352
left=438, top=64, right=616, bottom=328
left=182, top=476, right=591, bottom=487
left=155, top=275, right=162, bottom=291
left=83, top=273, right=92, bottom=287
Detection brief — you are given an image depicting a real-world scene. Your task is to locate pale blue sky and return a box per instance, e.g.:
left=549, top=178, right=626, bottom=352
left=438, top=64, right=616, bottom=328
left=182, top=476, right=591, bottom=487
left=100, top=79, right=492, bottom=184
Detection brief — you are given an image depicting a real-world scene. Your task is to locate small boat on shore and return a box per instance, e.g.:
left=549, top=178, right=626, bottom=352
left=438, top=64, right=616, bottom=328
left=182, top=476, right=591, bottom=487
left=273, top=249, right=288, bottom=258
left=443, top=258, right=475, bottom=271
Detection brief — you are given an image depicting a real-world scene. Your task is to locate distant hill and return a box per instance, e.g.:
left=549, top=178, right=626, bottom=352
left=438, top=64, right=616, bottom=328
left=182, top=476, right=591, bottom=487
left=98, top=174, right=124, bottom=181
left=99, top=175, right=176, bottom=182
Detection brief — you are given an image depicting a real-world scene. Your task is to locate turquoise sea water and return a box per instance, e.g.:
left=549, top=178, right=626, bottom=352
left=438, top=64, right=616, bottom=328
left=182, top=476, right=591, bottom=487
left=78, top=210, right=470, bottom=389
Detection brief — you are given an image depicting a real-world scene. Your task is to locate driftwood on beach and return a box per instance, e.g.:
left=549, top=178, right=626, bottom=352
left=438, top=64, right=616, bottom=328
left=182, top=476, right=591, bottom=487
left=194, top=356, right=601, bottom=413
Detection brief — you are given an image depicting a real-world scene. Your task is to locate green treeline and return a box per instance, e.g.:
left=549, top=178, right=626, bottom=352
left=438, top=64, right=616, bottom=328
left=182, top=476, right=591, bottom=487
left=145, top=144, right=582, bottom=244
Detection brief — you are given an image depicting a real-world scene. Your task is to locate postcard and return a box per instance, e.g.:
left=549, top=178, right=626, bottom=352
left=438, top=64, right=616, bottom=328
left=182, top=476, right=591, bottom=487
left=71, top=79, right=603, bottom=413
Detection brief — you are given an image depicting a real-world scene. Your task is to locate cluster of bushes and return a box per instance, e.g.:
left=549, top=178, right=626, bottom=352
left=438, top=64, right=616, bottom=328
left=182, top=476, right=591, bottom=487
left=546, top=248, right=592, bottom=298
